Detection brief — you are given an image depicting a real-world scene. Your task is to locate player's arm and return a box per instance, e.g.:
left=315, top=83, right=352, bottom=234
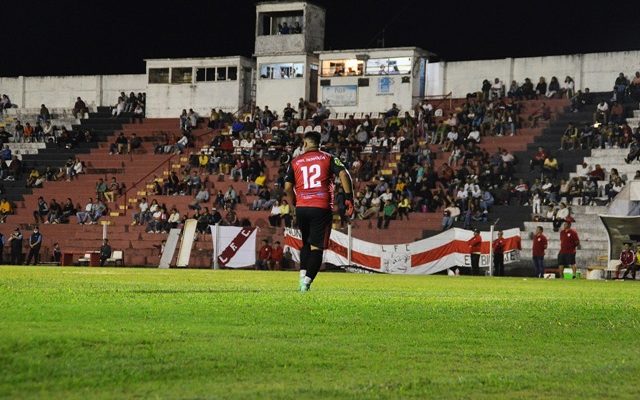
left=332, top=158, right=354, bottom=217
left=284, top=163, right=296, bottom=209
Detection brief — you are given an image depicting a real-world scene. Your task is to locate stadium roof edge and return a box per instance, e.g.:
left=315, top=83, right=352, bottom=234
left=255, top=0, right=325, bottom=10
left=144, top=55, right=252, bottom=62
left=315, top=47, right=434, bottom=57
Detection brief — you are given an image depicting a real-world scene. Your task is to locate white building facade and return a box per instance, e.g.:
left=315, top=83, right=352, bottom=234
left=316, top=47, right=428, bottom=116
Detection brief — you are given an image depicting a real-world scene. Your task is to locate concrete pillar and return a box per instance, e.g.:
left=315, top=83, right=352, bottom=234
left=96, top=75, right=103, bottom=108
left=17, top=76, right=25, bottom=108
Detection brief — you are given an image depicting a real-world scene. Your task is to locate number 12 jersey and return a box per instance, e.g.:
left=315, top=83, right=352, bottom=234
left=285, top=150, right=346, bottom=210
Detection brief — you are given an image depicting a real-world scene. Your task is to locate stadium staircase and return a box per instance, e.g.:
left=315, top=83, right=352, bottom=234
left=513, top=95, right=640, bottom=274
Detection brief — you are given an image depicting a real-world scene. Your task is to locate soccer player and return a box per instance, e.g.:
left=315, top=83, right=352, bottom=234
left=558, top=222, right=580, bottom=279
left=284, top=131, right=354, bottom=292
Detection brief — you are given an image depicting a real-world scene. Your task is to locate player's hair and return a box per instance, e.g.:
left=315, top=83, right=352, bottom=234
left=536, top=226, right=543, bottom=232
left=304, top=131, right=321, bottom=147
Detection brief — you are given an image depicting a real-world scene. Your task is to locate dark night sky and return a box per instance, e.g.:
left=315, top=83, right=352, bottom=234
left=3, top=0, right=640, bottom=77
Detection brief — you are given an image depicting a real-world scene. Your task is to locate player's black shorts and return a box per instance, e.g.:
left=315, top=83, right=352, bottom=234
left=558, top=253, right=576, bottom=266
left=296, top=207, right=333, bottom=250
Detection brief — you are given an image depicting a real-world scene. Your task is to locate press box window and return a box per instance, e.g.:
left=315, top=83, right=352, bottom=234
left=320, top=59, right=364, bottom=77
left=228, top=67, right=238, bottom=81
left=366, top=57, right=412, bottom=75
left=171, top=67, right=193, bottom=84
left=259, top=63, right=304, bottom=79
left=148, top=68, right=169, bottom=84
left=196, top=68, right=216, bottom=82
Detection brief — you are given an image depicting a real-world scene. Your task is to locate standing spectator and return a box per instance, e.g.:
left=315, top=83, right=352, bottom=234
left=13, top=120, right=24, bottom=143
left=52, top=242, right=62, bottom=264
left=38, top=104, right=51, bottom=123
left=493, top=230, right=506, bottom=276
left=8, top=227, right=23, bottom=265
left=256, top=239, right=272, bottom=270
left=24, top=227, right=42, bottom=265
left=558, top=222, right=580, bottom=279
left=616, top=242, right=636, bottom=280
left=95, top=178, right=107, bottom=201
left=532, top=226, right=548, bottom=278
left=467, top=228, right=482, bottom=275
left=271, top=241, right=284, bottom=270
left=99, top=239, right=112, bottom=267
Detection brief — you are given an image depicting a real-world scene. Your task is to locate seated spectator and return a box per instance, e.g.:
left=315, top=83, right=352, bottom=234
left=543, top=154, right=559, bottom=178
left=95, top=178, right=107, bottom=201
left=76, top=198, right=95, bottom=225
left=377, top=199, right=397, bottom=229
left=89, top=199, right=107, bottom=224
left=146, top=204, right=168, bottom=233
left=189, top=186, right=210, bottom=210
left=73, top=97, right=88, bottom=119
left=624, top=137, right=640, bottom=164
left=128, top=133, right=142, bottom=153
left=609, top=101, right=624, bottom=125
left=60, top=198, right=76, bottom=223
left=132, top=197, right=150, bottom=225
left=535, top=77, right=547, bottom=98
left=223, top=209, right=239, bottom=226
left=562, top=76, right=575, bottom=98
left=552, top=202, right=570, bottom=231
left=560, top=123, right=579, bottom=150
left=268, top=201, right=282, bottom=227
left=1, top=94, right=13, bottom=111
left=280, top=199, right=293, bottom=228
left=167, top=208, right=180, bottom=230
left=546, top=76, right=560, bottom=98
left=112, top=96, right=126, bottom=117
left=47, top=199, right=63, bottom=224
left=594, top=100, right=609, bottom=124
left=104, top=177, right=121, bottom=203
left=110, top=132, right=128, bottom=155
left=0, top=197, right=13, bottom=223
left=33, top=196, right=49, bottom=224
left=248, top=171, right=267, bottom=195
left=133, top=103, right=145, bottom=123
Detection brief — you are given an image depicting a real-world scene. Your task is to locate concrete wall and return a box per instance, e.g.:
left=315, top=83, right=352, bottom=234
left=0, top=74, right=146, bottom=110
left=317, top=48, right=426, bottom=115
left=144, top=57, right=254, bottom=117
left=255, top=1, right=325, bottom=56
left=427, top=50, right=640, bottom=98
left=255, top=54, right=316, bottom=111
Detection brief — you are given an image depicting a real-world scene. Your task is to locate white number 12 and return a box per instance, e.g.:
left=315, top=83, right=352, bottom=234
left=301, top=165, right=321, bottom=189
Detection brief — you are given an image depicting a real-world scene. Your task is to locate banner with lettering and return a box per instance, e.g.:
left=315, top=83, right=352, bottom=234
left=210, top=226, right=257, bottom=268
left=284, top=227, right=522, bottom=275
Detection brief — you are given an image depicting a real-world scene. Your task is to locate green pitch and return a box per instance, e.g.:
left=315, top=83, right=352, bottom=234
left=0, top=267, right=639, bottom=399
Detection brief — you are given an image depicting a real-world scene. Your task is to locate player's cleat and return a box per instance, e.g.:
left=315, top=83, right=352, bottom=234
left=299, top=281, right=310, bottom=292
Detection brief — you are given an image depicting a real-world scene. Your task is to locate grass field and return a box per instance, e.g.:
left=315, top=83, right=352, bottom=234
left=0, top=267, right=639, bottom=399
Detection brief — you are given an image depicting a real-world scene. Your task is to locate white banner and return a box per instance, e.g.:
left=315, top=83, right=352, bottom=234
left=210, top=225, right=257, bottom=268
left=322, top=85, right=358, bottom=107
left=284, top=227, right=522, bottom=275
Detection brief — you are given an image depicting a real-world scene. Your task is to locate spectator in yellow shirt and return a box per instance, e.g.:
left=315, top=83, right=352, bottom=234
left=0, top=197, right=12, bottom=223
left=397, top=196, right=411, bottom=220
left=248, top=171, right=267, bottom=195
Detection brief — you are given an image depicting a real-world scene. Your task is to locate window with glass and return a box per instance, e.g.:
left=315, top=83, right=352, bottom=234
left=228, top=67, right=238, bottom=81
left=196, top=68, right=215, bottom=82
left=320, top=59, right=364, bottom=77
left=148, top=68, right=169, bottom=84
left=365, top=57, right=412, bottom=75
left=259, top=11, right=304, bottom=35
left=171, top=67, right=193, bottom=84
left=259, top=63, right=304, bottom=79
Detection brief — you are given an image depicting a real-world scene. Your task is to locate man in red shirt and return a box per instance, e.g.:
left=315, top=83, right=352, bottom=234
left=493, top=230, right=506, bottom=276
left=285, top=131, right=353, bottom=292
left=529, top=146, right=547, bottom=172
left=256, top=239, right=272, bottom=270
left=271, top=241, right=284, bottom=271
left=532, top=226, right=548, bottom=278
left=616, top=242, right=636, bottom=280
left=558, top=222, right=580, bottom=278
left=467, top=229, right=482, bottom=276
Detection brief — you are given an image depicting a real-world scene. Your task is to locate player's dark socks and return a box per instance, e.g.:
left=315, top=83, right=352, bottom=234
left=305, top=249, right=323, bottom=281
left=300, top=244, right=310, bottom=270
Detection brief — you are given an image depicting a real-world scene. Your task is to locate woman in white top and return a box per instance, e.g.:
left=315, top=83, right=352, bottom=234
left=268, top=201, right=281, bottom=227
